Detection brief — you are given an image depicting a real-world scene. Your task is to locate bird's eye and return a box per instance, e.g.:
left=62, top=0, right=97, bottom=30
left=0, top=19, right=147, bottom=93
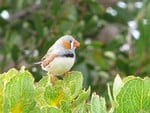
left=69, top=40, right=72, bottom=43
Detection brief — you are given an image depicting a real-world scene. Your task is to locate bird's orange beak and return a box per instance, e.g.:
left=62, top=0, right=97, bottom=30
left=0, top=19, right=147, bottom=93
left=74, top=40, right=80, bottom=48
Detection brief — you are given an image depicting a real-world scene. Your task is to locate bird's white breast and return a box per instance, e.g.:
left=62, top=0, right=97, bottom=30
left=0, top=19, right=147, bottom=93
left=43, top=57, right=75, bottom=75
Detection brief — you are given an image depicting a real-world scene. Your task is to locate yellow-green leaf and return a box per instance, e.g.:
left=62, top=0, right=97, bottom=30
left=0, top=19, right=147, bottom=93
left=114, top=77, right=150, bottom=113
left=3, top=68, right=36, bottom=113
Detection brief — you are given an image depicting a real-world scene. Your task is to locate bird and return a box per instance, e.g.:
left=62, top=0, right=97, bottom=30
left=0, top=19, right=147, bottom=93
left=36, top=35, right=80, bottom=80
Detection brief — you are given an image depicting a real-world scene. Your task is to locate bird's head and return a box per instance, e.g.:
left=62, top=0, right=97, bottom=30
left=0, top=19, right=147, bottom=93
left=56, top=35, right=80, bottom=51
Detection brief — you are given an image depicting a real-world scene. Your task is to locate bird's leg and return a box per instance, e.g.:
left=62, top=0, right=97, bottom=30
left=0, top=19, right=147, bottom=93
left=47, top=72, right=56, bottom=85
left=50, top=74, right=56, bottom=85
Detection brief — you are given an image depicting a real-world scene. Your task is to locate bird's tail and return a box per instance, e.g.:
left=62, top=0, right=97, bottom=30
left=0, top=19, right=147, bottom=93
left=34, top=61, right=42, bottom=65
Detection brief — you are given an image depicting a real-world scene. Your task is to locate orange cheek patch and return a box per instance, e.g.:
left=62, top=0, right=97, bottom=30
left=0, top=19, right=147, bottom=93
left=62, top=41, right=71, bottom=49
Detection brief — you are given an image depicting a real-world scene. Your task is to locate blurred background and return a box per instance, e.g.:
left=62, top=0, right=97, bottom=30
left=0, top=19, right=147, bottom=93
left=0, top=0, right=150, bottom=102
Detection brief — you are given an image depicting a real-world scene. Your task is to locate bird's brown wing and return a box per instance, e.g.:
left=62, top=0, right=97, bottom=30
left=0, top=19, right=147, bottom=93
left=34, top=52, right=54, bottom=65
left=41, top=44, right=55, bottom=60
left=41, top=53, right=58, bottom=68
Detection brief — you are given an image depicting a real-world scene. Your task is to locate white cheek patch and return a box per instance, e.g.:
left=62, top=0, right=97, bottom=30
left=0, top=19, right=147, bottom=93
left=71, top=41, right=74, bottom=49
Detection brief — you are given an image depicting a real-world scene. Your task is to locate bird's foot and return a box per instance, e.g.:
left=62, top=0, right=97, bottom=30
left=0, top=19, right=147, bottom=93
left=64, top=71, right=72, bottom=76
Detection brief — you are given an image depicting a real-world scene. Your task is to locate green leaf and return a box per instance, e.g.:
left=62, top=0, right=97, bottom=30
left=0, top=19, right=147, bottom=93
left=91, top=93, right=107, bottom=113
left=37, top=75, right=49, bottom=87
left=41, top=106, right=62, bottom=113
left=72, top=87, right=90, bottom=109
left=0, top=74, right=5, bottom=112
left=63, top=71, right=83, bottom=99
left=114, top=77, right=150, bottom=113
left=0, top=68, right=21, bottom=112
left=73, top=103, right=85, bottom=113
left=47, top=107, right=62, bottom=113
left=3, top=68, right=36, bottom=113
left=44, top=84, right=70, bottom=107
left=107, top=83, right=113, bottom=110
left=35, top=76, right=49, bottom=107
left=2, top=68, right=18, bottom=81
left=60, top=101, right=72, bottom=113
left=113, top=74, right=123, bottom=101
left=29, top=106, right=41, bottom=113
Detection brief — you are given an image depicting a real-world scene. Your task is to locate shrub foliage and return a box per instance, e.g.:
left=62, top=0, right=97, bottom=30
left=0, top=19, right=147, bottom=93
left=0, top=68, right=149, bottom=113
